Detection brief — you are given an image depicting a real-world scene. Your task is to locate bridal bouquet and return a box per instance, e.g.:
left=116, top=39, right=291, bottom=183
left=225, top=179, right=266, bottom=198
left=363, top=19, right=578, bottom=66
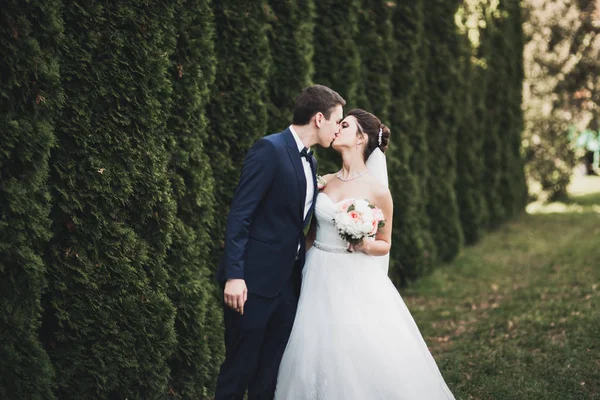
left=332, top=199, right=386, bottom=245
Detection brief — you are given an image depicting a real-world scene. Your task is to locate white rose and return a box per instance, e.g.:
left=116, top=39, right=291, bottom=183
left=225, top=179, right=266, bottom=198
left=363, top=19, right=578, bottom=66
left=354, top=199, right=370, bottom=213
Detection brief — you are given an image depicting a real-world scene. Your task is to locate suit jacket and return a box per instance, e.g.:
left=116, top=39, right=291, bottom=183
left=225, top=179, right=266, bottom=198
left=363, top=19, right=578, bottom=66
left=217, top=128, right=318, bottom=298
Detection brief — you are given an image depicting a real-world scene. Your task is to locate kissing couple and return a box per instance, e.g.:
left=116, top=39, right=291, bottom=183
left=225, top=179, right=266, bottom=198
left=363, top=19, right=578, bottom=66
left=215, top=85, right=455, bottom=400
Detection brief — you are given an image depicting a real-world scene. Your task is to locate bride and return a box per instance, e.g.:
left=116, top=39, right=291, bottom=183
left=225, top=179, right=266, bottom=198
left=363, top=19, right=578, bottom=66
left=274, top=109, right=455, bottom=399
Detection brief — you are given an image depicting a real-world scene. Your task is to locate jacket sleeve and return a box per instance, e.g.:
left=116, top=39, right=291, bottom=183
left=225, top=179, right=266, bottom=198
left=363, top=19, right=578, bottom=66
left=222, top=138, right=277, bottom=280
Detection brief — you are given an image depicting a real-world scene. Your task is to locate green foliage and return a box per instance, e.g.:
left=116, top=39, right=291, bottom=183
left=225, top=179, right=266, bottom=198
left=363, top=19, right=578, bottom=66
left=492, top=0, right=526, bottom=219
left=40, top=2, right=178, bottom=398
left=454, top=37, right=487, bottom=245
left=312, top=0, right=363, bottom=173
left=165, top=0, right=223, bottom=397
left=423, top=0, right=464, bottom=262
left=355, top=0, right=394, bottom=121
left=522, top=0, right=600, bottom=201
left=0, top=0, right=530, bottom=394
left=206, top=0, right=272, bottom=251
left=266, top=0, right=314, bottom=133
left=387, top=0, right=435, bottom=283
left=0, top=1, right=62, bottom=398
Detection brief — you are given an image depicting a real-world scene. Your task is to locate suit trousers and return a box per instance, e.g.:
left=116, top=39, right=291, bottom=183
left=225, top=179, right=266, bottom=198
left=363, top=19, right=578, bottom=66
left=215, top=263, right=301, bottom=400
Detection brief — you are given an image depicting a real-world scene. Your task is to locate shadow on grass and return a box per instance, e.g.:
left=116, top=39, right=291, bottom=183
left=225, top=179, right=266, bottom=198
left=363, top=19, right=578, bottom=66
left=566, top=191, right=600, bottom=207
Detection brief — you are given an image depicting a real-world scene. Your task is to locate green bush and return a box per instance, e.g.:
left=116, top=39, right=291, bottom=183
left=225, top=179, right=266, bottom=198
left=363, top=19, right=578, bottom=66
left=266, top=0, right=314, bottom=133
left=40, top=2, right=178, bottom=398
left=312, top=0, right=362, bottom=173
left=356, top=0, right=394, bottom=121
left=165, top=0, right=223, bottom=397
left=206, top=0, right=272, bottom=252
left=423, top=0, right=464, bottom=262
left=0, top=1, right=62, bottom=398
left=454, top=36, right=487, bottom=245
left=387, top=0, right=434, bottom=282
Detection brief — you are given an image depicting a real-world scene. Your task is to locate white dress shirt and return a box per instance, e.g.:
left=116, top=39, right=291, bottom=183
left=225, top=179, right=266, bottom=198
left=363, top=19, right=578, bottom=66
left=289, top=126, right=314, bottom=221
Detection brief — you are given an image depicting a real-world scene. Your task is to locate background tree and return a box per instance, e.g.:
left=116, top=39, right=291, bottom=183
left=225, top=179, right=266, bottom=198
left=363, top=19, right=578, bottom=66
left=165, top=0, right=223, bottom=397
left=454, top=3, right=488, bottom=244
left=40, top=2, right=178, bottom=397
left=355, top=0, right=394, bottom=120
left=266, top=0, right=315, bottom=133
left=522, top=0, right=600, bottom=201
left=387, top=0, right=435, bottom=282
left=312, top=0, right=363, bottom=172
left=206, top=0, right=272, bottom=254
left=0, top=1, right=62, bottom=398
left=423, top=0, right=464, bottom=262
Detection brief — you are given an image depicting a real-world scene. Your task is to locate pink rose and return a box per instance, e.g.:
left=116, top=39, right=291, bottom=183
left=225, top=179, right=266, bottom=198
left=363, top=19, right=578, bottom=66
left=371, top=220, right=379, bottom=235
left=340, top=201, right=353, bottom=212
left=348, top=210, right=361, bottom=222
left=373, top=208, right=384, bottom=222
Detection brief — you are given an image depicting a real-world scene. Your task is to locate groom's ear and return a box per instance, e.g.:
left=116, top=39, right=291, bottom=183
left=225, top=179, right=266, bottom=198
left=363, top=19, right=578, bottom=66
left=314, top=112, right=324, bottom=128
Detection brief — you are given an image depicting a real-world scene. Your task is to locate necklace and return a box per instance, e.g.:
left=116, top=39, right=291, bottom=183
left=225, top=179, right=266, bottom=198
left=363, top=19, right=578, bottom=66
left=336, top=168, right=368, bottom=182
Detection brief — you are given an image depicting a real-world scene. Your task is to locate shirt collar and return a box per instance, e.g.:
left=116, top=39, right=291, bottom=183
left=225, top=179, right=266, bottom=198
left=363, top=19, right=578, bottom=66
left=289, top=125, right=308, bottom=152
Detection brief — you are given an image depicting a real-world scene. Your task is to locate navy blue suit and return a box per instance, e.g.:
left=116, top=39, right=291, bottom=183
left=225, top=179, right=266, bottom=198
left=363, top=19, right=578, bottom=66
left=215, top=128, right=318, bottom=400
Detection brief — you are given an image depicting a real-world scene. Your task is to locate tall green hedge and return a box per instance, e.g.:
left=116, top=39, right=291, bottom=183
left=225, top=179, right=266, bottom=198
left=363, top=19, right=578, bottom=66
left=40, top=2, right=177, bottom=398
left=266, top=0, right=314, bottom=133
left=454, top=35, right=487, bottom=245
left=165, top=0, right=223, bottom=397
left=0, top=1, right=62, bottom=398
left=482, top=9, right=509, bottom=229
left=423, top=0, right=464, bottom=262
left=206, top=0, right=271, bottom=252
left=500, top=0, right=527, bottom=217
left=312, top=0, right=363, bottom=173
left=387, top=0, right=434, bottom=282
left=356, top=0, right=394, bottom=121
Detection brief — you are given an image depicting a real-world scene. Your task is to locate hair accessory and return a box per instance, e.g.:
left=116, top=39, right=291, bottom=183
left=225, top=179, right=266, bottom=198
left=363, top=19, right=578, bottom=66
left=378, top=127, right=383, bottom=146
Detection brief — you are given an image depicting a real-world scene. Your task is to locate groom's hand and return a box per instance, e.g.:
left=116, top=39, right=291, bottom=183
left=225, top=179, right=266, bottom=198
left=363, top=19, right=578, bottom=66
left=224, top=279, right=248, bottom=315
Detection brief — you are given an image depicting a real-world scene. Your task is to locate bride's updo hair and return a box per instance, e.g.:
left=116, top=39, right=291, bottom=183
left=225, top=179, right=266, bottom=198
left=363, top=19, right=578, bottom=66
left=346, top=109, right=391, bottom=161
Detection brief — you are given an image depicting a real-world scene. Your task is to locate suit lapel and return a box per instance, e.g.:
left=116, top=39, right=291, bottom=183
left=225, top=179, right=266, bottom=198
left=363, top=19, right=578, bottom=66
left=283, top=129, right=307, bottom=222
left=303, top=156, right=318, bottom=228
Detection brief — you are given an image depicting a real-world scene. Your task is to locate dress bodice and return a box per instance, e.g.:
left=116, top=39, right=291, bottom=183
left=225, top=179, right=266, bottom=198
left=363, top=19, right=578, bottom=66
left=314, top=192, right=354, bottom=250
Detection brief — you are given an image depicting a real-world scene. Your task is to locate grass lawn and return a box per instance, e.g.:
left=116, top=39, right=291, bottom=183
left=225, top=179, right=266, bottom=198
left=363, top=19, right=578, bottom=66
left=403, top=175, right=600, bottom=400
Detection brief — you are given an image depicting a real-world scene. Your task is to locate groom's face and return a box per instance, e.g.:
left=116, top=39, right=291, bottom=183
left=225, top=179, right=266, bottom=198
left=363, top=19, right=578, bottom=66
left=318, top=104, right=343, bottom=148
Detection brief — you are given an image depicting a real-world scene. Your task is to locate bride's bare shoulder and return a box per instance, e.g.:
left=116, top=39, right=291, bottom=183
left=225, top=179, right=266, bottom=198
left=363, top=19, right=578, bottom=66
left=320, top=173, right=336, bottom=184
left=368, top=179, right=392, bottom=205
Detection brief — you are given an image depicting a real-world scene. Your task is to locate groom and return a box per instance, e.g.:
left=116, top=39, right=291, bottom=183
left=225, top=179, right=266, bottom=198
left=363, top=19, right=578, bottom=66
left=215, top=85, right=345, bottom=399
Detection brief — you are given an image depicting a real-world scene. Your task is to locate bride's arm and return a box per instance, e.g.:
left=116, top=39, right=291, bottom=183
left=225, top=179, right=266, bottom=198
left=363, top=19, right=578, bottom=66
left=351, top=188, right=393, bottom=256
left=305, top=216, right=317, bottom=250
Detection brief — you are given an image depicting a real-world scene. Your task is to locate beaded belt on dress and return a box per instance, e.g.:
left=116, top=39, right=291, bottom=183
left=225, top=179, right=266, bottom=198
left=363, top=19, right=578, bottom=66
left=312, top=240, right=348, bottom=253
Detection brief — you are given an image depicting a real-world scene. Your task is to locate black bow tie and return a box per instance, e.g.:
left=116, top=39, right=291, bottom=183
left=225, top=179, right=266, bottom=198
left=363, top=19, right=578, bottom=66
left=300, top=147, right=314, bottom=162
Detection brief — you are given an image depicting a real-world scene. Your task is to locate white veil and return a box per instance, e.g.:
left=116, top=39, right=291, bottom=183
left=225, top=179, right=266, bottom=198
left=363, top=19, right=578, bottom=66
left=365, top=147, right=390, bottom=275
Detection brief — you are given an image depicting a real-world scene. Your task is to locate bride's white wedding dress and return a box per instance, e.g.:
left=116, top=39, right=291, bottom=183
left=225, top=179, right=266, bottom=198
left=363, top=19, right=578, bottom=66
left=274, top=192, right=456, bottom=400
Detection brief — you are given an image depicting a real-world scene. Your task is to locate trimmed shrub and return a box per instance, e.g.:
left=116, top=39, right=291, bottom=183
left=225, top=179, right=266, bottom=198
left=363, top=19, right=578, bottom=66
left=387, top=0, right=433, bottom=282
left=41, top=2, right=178, bottom=398
left=206, top=0, right=272, bottom=252
left=454, top=35, right=487, bottom=245
left=312, top=0, right=363, bottom=173
left=165, top=0, right=223, bottom=397
left=0, top=1, right=62, bottom=398
left=266, top=0, right=314, bottom=133
left=356, top=0, right=394, bottom=121
left=423, top=0, right=464, bottom=262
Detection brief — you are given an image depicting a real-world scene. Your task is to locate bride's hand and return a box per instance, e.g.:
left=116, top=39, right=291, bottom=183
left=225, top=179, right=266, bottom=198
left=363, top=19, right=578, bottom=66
left=348, top=239, right=370, bottom=254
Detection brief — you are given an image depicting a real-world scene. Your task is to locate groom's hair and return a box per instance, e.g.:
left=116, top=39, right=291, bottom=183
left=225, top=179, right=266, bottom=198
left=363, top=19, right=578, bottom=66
left=292, top=85, right=346, bottom=125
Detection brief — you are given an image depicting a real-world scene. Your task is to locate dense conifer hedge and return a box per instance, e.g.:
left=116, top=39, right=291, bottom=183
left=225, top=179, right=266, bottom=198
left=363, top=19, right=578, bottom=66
left=40, top=2, right=178, bottom=397
left=423, top=0, right=465, bottom=262
left=0, top=1, right=62, bottom=398
left=0, top=0, right=527, bottom=396
left=266, top=0, right=315, bottom=134
left=206, top=0, right=271, bottom=251
left=165, top=1, right=223, bottom=397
